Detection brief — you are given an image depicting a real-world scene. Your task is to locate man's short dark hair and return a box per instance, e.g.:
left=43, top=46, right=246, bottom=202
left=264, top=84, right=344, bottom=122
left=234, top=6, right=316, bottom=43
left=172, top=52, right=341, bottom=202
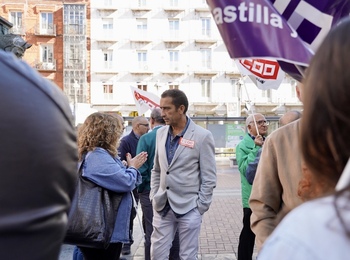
left=161, top=89, right=188, bottom=113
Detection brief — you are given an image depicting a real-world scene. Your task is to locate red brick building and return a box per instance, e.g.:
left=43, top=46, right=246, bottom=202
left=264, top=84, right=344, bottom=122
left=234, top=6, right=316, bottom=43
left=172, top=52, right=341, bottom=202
left=0, top=0, right=90, bottom=104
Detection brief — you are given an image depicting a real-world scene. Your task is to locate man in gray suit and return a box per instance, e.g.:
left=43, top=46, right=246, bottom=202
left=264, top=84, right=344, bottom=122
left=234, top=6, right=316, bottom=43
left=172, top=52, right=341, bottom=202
left=150, top=89, right=217, bottom=259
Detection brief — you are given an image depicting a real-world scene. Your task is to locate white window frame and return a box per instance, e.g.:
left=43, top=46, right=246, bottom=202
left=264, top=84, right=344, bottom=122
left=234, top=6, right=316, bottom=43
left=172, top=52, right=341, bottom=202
left=169, top=0, right=179, bottom=6
left=40, top=44, right=54, bottom=69
left=10, top=11, right=22, bottom=28
left=137, top=51, right=147, bottom=70
left=231, top=79, right=239, bottom=98
left=169, top=84, right=179, bottom=90
left=201, top=18, right=211, bottom=37
left=103, top=50, right=113, bottom=69
left=137, top=83, right=147, bottom=91
left=201, top=79, right=211, bottom=100
left=169, top=19, right=179, bottom=38
left=40, top=12, right=54, bottom=34
left=136, top=18, right=147, bottom=37
left=169, top=50, right=179, bottom=70
left=201, top=48, right=212, bottom=69
left=102, top=19, right=113, bottom=38
left=103, top=82, right=113, bottom=100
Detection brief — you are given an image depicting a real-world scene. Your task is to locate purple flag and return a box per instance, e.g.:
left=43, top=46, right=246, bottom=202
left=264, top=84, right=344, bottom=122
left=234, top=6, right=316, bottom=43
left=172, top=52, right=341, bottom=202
left=207, top=0, right=350, bottom=80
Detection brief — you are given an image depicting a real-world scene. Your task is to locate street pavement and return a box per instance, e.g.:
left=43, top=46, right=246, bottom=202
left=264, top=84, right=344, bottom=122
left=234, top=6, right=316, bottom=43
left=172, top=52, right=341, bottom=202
left=59, top=158, right=257, bottom=260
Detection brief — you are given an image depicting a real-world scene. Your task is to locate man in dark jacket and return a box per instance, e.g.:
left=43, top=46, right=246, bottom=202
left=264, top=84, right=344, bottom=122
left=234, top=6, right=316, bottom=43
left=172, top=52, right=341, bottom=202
left=0, top=50, right=77, bottom=259
left=118, top=116, right=149, bottom=255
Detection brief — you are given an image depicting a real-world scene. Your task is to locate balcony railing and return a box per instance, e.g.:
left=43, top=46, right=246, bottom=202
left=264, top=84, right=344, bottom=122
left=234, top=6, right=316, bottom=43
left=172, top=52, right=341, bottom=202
left=63, top=24, right=86, bottom=35
left=64, top=60, right=86, bottom=70
left=34, top=24, right=56, bottom=36
left=34, top=60, right=57, bottom=71
left=9, top=26, right=25, bottom=35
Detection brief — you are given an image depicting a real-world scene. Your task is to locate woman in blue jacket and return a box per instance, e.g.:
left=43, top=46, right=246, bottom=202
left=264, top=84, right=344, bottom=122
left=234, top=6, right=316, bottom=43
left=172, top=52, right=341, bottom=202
left=77, top=112, right=147, bottom=260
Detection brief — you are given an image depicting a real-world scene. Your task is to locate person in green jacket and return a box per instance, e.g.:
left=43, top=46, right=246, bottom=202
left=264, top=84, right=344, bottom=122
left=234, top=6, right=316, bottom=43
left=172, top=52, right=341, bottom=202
left=236, top=113, right=268, bottom=260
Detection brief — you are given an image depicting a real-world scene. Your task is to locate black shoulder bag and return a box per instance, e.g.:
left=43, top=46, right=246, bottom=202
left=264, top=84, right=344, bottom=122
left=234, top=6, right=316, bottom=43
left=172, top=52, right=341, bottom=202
left=64, top=155, right=123, bottom=249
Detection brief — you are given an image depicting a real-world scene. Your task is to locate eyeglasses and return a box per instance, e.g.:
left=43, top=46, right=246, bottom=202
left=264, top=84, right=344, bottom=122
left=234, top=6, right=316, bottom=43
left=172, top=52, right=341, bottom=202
left=250, top=120, right=269, bottom=126
left=139, top=123, right=149, bottom=128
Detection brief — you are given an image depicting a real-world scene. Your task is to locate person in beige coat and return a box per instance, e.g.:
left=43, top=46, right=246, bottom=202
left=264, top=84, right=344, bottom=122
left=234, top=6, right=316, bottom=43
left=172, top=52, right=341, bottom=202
left=249, top=84, right=304, bottom=251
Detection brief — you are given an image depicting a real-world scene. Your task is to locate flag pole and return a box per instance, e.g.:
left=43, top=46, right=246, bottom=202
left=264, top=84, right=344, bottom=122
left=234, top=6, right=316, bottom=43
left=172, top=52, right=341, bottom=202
left=242, top=77, right=260, bottom=136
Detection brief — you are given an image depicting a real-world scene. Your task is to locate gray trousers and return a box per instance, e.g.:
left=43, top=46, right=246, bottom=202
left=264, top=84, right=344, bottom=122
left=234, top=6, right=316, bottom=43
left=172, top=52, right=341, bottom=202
left=151, top=207, right=202, bottom=260
left=139, top=190, right=180, bottom=260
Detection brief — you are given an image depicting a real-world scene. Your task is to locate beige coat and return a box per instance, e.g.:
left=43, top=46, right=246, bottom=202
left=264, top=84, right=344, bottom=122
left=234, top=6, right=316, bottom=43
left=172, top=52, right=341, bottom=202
left=250, top=119, right=303, bottom=250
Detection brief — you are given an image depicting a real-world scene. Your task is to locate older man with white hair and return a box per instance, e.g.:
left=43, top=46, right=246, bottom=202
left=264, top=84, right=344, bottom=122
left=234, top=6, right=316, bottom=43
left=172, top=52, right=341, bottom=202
left=236, top=113, right=269, bottom=260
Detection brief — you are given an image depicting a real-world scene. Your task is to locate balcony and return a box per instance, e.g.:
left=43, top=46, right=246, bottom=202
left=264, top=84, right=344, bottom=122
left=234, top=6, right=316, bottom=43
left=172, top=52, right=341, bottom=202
left=64, top=24, right=86, bottom=35
left=161, top=64, right=185, bottom=75
left=95, top=30, right=118, bottom=42
left=194, top=33, right=217, bottom=45
left=95, top=0, right=118, bottom=10
left=130, top=31, right=151, bottom=43
left=130, top=63, right=153, bottom=75
left=34, top=24, right=56, bottom=36
left=64, top=60, right=86, bottom=70
left=163, top=31, right=185, bottom=43
left=34, top=60, right=56, bottom=71
left=9, top=26, right=25, bottom=35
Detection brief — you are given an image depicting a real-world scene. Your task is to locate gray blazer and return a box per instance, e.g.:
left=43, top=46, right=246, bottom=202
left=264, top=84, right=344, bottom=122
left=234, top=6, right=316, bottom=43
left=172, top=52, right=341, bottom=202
left=150, top=118, right=217, bottom=215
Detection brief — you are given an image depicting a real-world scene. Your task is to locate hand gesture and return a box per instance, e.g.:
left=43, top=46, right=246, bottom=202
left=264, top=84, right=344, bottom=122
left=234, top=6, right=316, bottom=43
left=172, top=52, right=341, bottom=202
left=254, top=135, right=264, bottom=147
left=126, top=152, right=148, bottom=169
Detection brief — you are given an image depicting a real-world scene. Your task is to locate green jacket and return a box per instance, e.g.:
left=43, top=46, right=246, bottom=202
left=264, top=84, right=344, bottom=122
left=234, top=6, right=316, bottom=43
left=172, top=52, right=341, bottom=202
left=236, top=133, right=261, bottom=208
left=136, top=125, right=162, bottom=193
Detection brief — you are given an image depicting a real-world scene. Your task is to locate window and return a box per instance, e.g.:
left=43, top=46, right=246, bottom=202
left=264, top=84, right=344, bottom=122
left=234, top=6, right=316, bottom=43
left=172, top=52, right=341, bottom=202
left=169, top=51, right=179, bottom=70
left=231, top=79, right=239, bottom=98
left=40, top=44, right=54, bottom=69
left=137, top=83, right=147, bottom=91
left=136, top=18, right=147, bottom=37
left=290, top=79, right=297, bottom=98
left=64, top=36, right=85, bottom=69
left=201, top=18, right=211, bottom=37
left=169, top=19, right=179, bottom=38
left=169, top=84, right=179, bottom=90
left=103, top=50, right=113, bottom=69
left=40, top=12, right=54, bottom=34
left=102, top=19, right=113, bottom=30
left=9, top=11, right=22, bottom=34
left=262, top=89, right=272, bottom=100
left=104, top=0, right=113, bottom=6
left=201, top=49, right=211, bottom=69
left=137, top=51, right=147, bottom=70
left=102, top=19, right=113, bottom=38
left=138, top=0, right=147, bottom=7
left=169, top=0, right=179, bottom=6
left=64, top=5, right=85, bottom=34
left=103, top=83, right=113, bottom=100
left=201, top=79, right=211, bottom=98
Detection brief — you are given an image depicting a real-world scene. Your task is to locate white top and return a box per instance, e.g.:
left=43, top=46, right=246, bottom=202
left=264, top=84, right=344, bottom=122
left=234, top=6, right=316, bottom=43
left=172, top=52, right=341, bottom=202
left=258, top=194, right=350, bottom=260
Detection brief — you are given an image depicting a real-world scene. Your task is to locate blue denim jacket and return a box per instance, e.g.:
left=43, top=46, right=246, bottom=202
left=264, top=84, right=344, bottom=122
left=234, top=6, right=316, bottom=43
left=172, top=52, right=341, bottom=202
left=82, top=147, right=141, bottom=243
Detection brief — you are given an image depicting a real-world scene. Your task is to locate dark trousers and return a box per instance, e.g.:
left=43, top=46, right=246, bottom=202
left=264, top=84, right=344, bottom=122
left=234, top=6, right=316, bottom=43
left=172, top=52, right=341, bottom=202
left=139, top=190, right=180, bottom=260
left=79, top=242, right=122, bottom=260
left=237, top=208, right=255, bottom=260
left=125, top=188, right=139, bottom=246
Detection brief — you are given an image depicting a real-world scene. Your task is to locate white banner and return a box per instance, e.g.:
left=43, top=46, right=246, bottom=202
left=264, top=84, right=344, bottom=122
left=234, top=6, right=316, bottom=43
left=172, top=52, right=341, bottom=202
left=130, top=86, right=160, bottom=115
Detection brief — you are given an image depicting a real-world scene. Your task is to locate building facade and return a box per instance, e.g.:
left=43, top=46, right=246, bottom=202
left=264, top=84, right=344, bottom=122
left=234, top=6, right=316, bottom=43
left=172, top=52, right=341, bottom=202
left=0, top=0, right=90, bottom=114
left=1, top=0, right=302, bottom=121
left=90, top=0, right=302, bottom=117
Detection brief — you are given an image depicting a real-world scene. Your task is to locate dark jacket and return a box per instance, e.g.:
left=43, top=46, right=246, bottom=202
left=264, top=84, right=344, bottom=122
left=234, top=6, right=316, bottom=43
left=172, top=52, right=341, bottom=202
left=246, top=148, right=262, bottom=185
left=118, top=130, right=139, bottom=161
left=0, top=50, right=77, bottom=259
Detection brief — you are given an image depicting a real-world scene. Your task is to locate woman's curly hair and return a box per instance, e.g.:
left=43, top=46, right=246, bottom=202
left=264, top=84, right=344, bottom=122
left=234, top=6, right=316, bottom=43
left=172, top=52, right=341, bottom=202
left=77, top=112, right=124, bottom=161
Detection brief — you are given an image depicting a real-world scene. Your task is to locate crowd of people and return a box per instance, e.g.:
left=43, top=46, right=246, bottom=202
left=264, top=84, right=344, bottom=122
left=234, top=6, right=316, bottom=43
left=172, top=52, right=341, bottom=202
left=2, top=14, right=350, bottom=260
